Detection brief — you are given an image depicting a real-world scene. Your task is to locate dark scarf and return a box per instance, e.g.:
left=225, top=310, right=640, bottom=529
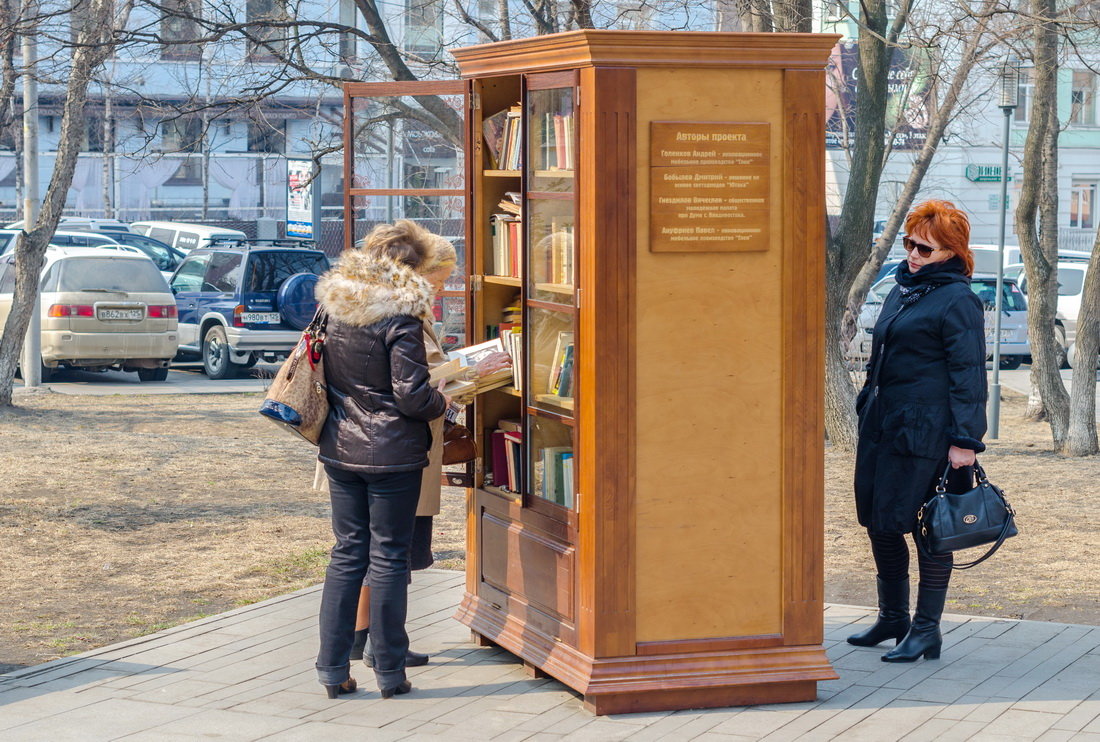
left=895, top=256, right=969, bottom=306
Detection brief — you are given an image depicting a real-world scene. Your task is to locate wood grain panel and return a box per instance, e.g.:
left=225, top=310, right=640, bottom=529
left=481, top=510, right=575, bottom=620
left=781, top=69, right=827, bottom=646
left=633, top=68, right=786, bottom=643
left=577, top=66, right=637, bottom=659
left=453, top=30, right=844, bottom=78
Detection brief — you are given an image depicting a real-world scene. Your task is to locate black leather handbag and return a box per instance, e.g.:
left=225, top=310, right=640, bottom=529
left=916, top=461, right=1017, bottom=570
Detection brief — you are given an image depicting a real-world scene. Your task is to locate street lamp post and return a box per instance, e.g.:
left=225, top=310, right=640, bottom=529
left=990, top=57, right=1020, bottom=439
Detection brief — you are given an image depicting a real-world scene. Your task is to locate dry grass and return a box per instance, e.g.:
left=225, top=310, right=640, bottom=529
left=0, top=389, right=1096, bottom=672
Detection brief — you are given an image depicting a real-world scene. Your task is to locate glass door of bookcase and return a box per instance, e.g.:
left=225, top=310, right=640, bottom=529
left=344, top=81, right=473, bottom=486
left=523, top=72, right=577, bottom=515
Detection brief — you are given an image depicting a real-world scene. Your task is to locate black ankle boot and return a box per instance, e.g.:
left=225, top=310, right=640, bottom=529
left=848, top=577, right=911, bottom=647
left=349, top=629, right=369, bottom=661
left=882, top=586, right=948, bottom=662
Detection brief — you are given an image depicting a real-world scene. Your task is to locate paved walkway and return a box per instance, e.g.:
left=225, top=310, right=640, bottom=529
left=1, top=570, right=1098, bottom=741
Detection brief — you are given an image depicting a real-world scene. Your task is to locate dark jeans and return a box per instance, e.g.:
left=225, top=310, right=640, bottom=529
left=316, top=465, right=422, bottom=690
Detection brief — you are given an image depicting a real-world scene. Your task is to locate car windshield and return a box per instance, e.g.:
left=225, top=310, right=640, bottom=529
left=868, top=277, right=895, bottom=303
left=55, top=257, right=169, bottom=293
left=972, top=280, right=1027, bottom=312
left=245, top=252, right=329, bottom=292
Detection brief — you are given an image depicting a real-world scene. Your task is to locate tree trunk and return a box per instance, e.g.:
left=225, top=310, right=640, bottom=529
left=824, top=0, right=904, bottom=451
left=1013, top=0, right=1069, bottom=445
left=0, top=0, right=123, bottom=407
left=1062, top=226, right=1100, bottom=455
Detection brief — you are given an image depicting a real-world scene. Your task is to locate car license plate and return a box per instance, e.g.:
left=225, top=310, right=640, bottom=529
left=97, top=308, right=143, bottom=321
left=242, top=312, right=281, bottom=324
left=986, top=328, right=1013, bottom=341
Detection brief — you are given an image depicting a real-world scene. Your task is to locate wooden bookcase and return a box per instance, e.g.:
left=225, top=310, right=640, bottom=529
left=344, top=29, right=840, bottom=715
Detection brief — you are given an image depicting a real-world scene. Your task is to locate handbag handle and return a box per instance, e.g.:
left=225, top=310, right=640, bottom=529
left=920, top=461, right=1016, bottom=570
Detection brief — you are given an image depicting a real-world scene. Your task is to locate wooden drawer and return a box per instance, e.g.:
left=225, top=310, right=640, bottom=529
left=480, top=510, right=575, bottom=622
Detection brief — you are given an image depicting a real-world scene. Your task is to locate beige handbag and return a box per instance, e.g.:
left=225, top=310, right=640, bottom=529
left=258, top=311, right=329, bottom=445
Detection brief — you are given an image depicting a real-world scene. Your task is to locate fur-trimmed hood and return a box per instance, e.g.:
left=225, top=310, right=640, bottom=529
left=315, top=250, right=434, bottom=328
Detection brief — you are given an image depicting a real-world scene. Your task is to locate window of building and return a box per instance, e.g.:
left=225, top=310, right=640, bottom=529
left=161, top=117, right=203, bottom=154
left=1069, top=70, right=1097, bottom=126
left=246, top=0, right=289, bottom=59
left=247, top=121, right=286, bottom=153
left=824, top=0, right=847, bottom=21
left=1014, top=68, right=1032, bottom=124
left=1070, top=182, right=1096, bottom=229
left=404, top=0, right=443, bottom=54
left=81, top=113, right=106, bottom=153
left=161, top=0, right=203, bottom=60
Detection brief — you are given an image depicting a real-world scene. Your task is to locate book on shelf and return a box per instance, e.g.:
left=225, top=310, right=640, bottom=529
left=534, top=112, right=575, bottom=171
left=488, top=418, right=522, bottom=492
left=544, top=220, right=574, bottom=287
left=503, top=430, right=523, bottom=491
left=482, top=109, right=509, bottom=170
left=489, top=213, right=522, bottom=278
left=539, top=446, right=573, bottom=506
left=561, top=453, right=574, bottom=508
left=547, top=331, right=574, bottom=395
left=497, top=191, right=521, bottom=216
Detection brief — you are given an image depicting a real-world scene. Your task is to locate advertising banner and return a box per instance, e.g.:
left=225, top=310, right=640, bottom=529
left=287, top=158, right=315, bottom=239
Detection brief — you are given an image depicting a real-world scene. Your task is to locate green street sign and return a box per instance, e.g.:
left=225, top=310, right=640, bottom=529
left=966, top=164, right=1011, bottom=182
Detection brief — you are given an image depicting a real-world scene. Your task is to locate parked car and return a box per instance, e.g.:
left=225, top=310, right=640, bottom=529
left=848, top=273, right=1031, bottom=370
left=0, top=229, right=22, bottom=254
left=130, top=221, right=248, bottom=253
left=42, top=230, right=139, bottom=251
left=0, top=247, right=179, bottom=381
left=103, top=232, right=186, bottom=278
left=1004, top=260, right=1084, bottom=352
left=169, top=239, right=330, bottom=378
left=5, top=216, right=131, bottom=234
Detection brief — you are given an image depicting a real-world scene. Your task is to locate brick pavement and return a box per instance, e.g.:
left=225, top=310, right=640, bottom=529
left=1, top=570, right=1098, bottom=741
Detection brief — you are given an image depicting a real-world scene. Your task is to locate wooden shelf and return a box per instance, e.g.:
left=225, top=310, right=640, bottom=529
left=534, top=393, right=574, bottom=412
left=484, top=274, right=522, bottom=287
left=485, top=169, right=521, bottom=178
left=534, top=169, right=575, bottom=178
left=483, top=484, right=521, bottom=500
left=534, top=282, right=574, bottom=296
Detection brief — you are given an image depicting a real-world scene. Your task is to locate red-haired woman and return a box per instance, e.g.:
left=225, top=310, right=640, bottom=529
left=849, top=200, right=987, bottom=663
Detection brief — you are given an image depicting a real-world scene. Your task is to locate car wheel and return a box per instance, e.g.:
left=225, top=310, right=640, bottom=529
left=138, top=367, right=169, bottom=382
left=1055, top=325, right=1068, bottom=369
left=202, top=325, right=241, bottom=380
left=999, top=356, right=1022, bottom=370
left=241, top=353, right=259, bottom=369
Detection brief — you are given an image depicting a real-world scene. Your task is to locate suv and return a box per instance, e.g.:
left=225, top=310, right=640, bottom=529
left=169, top=239, right=330, bottom=378
left=0, top=247, right=178, bottom=381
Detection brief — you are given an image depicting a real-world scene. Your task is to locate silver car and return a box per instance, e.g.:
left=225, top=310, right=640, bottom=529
left=848, top=273, right=1030, bottom=370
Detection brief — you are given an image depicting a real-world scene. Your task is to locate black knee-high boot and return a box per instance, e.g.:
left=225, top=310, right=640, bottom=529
left=882, top=586, right=947, bottom=662
left=847, top=577, right=911, bottom=647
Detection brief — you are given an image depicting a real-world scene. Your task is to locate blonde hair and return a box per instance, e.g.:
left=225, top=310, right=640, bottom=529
left=419, top=236, right=458, bottom=275
left=356, top=220, right=436, bottom=269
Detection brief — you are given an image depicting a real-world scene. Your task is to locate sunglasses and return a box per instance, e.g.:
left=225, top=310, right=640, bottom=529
left=903, top=236, right=939, bottom=258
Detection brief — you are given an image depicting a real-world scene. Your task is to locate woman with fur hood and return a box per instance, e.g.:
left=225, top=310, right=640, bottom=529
left=313, top=220, right=449, bottom=700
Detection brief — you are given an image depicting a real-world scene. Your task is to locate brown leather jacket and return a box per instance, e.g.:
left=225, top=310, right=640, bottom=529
left=314, top=251, right=447, bottom=474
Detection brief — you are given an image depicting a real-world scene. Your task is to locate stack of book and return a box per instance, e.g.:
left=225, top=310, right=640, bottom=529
left=540, top=220, right=574, bottom=288
left=489, top=418, right=523, bottom=492
left=429, top=339, right=514, bottom=400
left=483, top=105, right=522, bottom=171
left=536, top=112, right=575, bottom=171
left=533, top=446, right=574, bottom=507
left=490, top=214, right=522, bottom=278
left=535, top=330, right=573, bottom=408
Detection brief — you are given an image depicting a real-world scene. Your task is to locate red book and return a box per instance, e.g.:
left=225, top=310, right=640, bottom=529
left=490, top=431, right=509, bottom=489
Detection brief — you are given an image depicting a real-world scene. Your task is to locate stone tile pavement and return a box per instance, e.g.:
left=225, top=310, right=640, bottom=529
left=1, top=569, right=1098, bottom=741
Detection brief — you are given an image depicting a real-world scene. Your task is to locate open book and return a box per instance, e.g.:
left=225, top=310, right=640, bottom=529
left=429, top=338, right=514, bottom=399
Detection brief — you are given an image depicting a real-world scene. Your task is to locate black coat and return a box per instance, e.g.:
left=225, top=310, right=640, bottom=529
left=314, top=251, right=448, bottom=474
left=854, top=259, right=988, bottom=534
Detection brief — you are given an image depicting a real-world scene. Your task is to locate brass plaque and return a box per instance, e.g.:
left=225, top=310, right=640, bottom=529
left=650, top=122, right=771, bottom=252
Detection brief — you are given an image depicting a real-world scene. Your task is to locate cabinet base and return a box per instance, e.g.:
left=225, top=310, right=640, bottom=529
left=456, top=593, right=837, bottom=715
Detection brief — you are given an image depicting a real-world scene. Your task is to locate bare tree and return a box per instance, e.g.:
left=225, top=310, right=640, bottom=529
left=1013, top=0, right=1069, bottom=444
left=0, top=0, right=132, bottom=407
left=1063, top=224, right=1100, bottom=455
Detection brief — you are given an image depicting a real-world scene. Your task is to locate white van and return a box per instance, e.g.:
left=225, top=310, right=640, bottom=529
left=969, top=245, right=1092, bottom=274
left=129, top=221, right=247, bottom=253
